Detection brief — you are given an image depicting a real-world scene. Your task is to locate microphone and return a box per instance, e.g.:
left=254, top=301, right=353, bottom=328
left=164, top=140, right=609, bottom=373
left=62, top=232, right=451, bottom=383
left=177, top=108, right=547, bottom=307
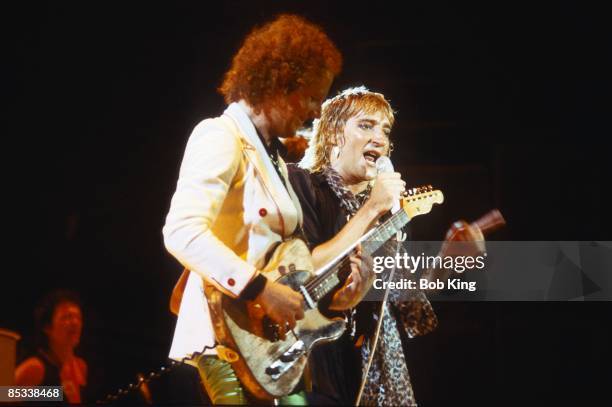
left=375, top=156, right=394, bottom=174
left=375, top=156, right=401, bottom=214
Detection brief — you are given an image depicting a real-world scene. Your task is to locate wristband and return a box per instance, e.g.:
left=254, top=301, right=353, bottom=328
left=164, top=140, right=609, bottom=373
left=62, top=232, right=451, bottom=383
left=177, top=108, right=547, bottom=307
left=239, top=273, right=268, bottom=301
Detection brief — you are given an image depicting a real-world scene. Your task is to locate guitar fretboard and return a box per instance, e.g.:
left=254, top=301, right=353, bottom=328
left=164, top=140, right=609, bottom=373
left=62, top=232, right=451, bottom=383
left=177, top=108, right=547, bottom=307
left=305, top=209, right=411, bottom=302
left=362, top=210, right=410, bottom=255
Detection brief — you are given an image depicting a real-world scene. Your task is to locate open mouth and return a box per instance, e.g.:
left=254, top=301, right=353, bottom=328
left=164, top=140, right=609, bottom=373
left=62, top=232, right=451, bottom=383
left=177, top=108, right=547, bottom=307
left=363, top=150, right=381, bottom=165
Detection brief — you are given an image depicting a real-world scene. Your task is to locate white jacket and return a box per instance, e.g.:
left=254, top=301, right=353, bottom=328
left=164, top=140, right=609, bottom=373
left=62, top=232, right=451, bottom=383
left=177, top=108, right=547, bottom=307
left=163, top=102, right=303, bottom=360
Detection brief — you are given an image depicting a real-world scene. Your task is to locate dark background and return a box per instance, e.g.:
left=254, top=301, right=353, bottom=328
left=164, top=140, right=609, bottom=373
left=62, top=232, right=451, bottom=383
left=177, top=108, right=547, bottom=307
left=3, top=1, right=611, bottom=405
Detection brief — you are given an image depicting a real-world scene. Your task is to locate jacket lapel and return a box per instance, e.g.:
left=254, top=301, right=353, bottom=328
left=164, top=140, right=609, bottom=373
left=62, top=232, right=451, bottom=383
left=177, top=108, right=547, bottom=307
left=223, top=103, right=303, bottom=236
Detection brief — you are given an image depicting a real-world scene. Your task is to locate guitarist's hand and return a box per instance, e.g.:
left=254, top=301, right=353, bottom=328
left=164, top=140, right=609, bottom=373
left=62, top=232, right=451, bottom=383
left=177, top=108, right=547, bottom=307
left=255, top=280, right=305, bottom=340
left=440, top=221, right=486, bottom=258
left=421, top=221, right=486, bottom=287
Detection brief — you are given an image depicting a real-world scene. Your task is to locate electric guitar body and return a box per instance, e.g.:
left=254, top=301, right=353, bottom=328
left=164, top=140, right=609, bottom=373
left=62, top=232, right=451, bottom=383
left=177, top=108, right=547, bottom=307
left=206, top=238, right=345, bottom=400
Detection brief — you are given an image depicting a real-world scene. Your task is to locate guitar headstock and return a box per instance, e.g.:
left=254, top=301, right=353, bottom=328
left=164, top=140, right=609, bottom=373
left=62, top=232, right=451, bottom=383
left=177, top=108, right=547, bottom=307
left=401, top=185, right=444, bottom=219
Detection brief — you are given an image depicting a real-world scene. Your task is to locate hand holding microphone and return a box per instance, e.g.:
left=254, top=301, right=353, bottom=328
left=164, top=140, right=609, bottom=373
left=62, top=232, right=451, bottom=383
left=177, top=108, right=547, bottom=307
left=365, top=156, right=405, bottom=216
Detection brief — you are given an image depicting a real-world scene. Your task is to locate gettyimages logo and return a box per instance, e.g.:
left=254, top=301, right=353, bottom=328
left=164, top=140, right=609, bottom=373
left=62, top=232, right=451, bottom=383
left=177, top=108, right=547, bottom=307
left=369, top=247, right=486, bottom=294
left=372, top=251, right=487, bottom=274
left=363, top=241, right=612, bottom=301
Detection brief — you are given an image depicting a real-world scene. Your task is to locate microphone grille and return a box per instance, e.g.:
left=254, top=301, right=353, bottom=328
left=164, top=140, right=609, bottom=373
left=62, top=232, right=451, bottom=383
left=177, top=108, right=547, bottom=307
left=375, top=156, right=394, bottom=173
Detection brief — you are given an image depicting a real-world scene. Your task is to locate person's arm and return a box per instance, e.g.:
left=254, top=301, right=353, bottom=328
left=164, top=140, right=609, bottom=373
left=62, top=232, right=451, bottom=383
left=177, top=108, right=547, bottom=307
left=76, top=357, right=87, bottom=385
left=307, top=200, right=381, bottom=312
left=288, top=167, right=405, bottom=312
left=163, top=119, right=257, bottom=296
left=419, top=222, right=486, bottom=290
left=316, top=173, right=406, bottom=310
left=310, top=201, right=379, bottom=269
left=310, top=172, right=405, bottom=269
left=14, top=357, right=45, bottom=386
left=163, top=120, right=303, bottom=330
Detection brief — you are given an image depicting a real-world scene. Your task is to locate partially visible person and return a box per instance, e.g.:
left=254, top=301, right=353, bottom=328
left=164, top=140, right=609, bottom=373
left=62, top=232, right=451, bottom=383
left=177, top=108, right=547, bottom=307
left=289, top=87, right=410, bottom=405
left=15, top=290, right=87, bottom=404
left=163, top=14, right=342, bottom=404
left=289, top=86, right=484, bottom=405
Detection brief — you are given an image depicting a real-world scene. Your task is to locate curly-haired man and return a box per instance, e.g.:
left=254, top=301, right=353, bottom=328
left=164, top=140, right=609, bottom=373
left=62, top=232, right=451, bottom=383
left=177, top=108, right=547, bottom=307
left=163, top=15, right=341, bottom=404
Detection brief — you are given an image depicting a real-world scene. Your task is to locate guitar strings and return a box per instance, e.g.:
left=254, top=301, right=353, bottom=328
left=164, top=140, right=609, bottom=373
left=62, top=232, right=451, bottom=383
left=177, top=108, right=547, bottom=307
left=303, top=209, right=407, bottom=296
left=303, top=212, right=401, bottom=293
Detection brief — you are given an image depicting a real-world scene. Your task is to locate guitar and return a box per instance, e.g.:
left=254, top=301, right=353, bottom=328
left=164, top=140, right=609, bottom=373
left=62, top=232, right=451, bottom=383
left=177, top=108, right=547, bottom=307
left=206, top=186, right=444, bottom=400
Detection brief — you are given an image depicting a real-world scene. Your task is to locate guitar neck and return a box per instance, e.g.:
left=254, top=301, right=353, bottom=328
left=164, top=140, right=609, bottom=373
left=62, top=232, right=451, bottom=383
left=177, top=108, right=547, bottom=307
left=305, top=209, right=411, bottom=302
left=361, top=210, right=410, bottom=255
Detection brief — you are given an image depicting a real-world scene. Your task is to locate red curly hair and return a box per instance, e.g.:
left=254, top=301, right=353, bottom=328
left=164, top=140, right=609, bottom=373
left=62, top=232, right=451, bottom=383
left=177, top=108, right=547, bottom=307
left=219, top=14, right=342, bottom=111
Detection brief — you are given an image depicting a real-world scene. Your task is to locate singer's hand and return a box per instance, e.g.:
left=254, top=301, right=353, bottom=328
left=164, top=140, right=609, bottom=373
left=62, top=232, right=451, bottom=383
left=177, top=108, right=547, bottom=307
left=365, top=172, right=406, bottom=216
left=329, top=245, right=374, bottom=311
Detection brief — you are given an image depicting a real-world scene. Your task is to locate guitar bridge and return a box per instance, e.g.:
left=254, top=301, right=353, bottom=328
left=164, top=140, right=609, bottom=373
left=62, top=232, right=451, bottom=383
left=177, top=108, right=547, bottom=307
left=265, top=340, right=306, bottom=380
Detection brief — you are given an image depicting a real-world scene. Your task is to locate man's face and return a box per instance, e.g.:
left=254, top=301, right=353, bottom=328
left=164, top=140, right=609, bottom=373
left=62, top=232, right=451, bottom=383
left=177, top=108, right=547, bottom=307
left=268, top=71, right=333, bottom=138
left=331, top=110, right=391, bottom=184
left=45, top=302, right=82, bottom=349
